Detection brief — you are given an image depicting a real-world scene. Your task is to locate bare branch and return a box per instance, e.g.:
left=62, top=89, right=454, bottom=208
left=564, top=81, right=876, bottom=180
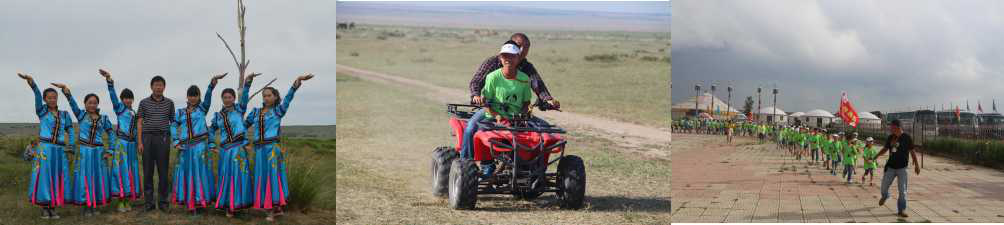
left=250, top=78, right=278, bottom=99
left=216, top=33, right=241, bottom=70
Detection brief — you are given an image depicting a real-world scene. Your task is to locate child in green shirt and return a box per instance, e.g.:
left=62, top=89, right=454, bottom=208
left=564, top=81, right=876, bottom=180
left=861, top=137, right=879, bottom=186
left=842, top=134, right=860, bottom=184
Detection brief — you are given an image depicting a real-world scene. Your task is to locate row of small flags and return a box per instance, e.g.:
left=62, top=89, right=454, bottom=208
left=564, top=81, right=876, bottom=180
left=841, top=91, right=999, bottom=127
left=703, top=90, right=998, bottom=125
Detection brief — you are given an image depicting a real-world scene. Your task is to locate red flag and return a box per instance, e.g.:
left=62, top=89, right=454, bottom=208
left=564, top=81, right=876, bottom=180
left=838, top=92, right=859, bottom=127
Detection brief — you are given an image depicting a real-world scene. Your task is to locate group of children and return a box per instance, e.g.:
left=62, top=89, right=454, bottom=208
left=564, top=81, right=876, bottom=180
left=18, top=70, right=313, bottom=221
left=674, top=118, right=882, bottom=185
left=775, top=127, right=880, bottom=184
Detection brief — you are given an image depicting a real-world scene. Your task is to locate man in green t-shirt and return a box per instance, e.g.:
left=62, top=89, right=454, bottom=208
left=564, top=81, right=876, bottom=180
left=460, top=40, right=533, bottom=179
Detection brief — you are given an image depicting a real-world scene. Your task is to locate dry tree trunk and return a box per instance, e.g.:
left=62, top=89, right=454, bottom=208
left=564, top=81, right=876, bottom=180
left=218, top=0, right=250, bottom=100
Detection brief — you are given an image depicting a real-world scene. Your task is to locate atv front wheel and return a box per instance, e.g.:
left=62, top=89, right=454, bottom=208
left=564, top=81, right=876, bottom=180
left=448, top=159, right=479, bottom=209
left=431, top=146, right=457, bottom=197
left=557, top=155, right=586, bottom=209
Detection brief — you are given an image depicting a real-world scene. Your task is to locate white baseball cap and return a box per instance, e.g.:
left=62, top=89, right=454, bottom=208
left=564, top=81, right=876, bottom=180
left=500, top=43, right=521, bottom=55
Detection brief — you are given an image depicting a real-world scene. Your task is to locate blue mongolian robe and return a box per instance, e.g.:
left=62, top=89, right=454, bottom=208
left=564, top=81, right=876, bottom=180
left=170, top=82, right=217, bottom=210
left=26, top=83, right=73, bottom=208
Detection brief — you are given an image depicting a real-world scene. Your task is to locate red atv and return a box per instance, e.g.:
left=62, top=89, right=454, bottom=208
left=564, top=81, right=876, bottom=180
left=430, top=103, right=586, bottom=210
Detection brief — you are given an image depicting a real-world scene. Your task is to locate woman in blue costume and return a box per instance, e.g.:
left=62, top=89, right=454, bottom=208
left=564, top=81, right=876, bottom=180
left=209, top=73, right=255, bottom=217
left=52, top=82, right=115, bottom=217
left=246, top=74, right=313, bottom=221
left=99, top=69, right=142, bottom=212
left=18, top=73, right=74, bottom=219
left=170, top=73, right=226, bottom=216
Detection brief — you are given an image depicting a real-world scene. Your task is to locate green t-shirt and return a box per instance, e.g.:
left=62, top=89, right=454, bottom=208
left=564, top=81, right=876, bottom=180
left=843, top=141, right=859, bottom=166
left=862, top=145, right=878, bottom=169
left=822, top=139, right=833, bottom=155
left=833, top=140, right=845, bottom=156
left=481, top=69, right=533, bottom=120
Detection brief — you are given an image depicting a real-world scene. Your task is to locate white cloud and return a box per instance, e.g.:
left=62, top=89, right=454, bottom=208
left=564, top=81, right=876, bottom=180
left=672, top=0, right=1004, bottom=113
left=0, top=0, right=335, bottom=125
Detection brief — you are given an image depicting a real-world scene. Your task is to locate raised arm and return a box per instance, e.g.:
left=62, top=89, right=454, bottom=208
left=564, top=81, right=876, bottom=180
left=18, top=73, right=47, bottom=117
left=53, top=83, right=84, bottom=120
left=278, top=74, right=313, bottom=118
left=101, top=69, right=126, bottom=115
left=201, top=73, right=227, bottom=112
left=238, top=73, right=257, bottom=113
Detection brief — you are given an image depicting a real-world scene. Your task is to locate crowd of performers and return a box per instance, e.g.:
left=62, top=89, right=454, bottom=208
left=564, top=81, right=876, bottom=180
left=18, top=70, right=313, bottom=221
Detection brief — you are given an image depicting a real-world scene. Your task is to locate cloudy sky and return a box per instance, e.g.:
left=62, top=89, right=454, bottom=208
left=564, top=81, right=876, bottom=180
left=672, top=0, right=1004, bottom=114
left=337, top=1, right=670, bottom=32
left=0, top=0, right=335, bottom=125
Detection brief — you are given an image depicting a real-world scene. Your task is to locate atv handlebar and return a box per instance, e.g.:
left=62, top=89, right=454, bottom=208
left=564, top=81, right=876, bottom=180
left=447, top=103, right=566, bottom=134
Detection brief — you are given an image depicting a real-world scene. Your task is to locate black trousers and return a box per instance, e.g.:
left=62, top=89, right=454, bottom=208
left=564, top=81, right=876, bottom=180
left=141, top=131, right=171, bottom=207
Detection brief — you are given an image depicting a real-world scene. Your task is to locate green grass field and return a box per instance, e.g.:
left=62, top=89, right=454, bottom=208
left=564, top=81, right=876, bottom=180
left=335, top=74, right=670, bottom=224
left=336, top=24, right=671, bottom=129
left=0, top=134, right=335, bottom=224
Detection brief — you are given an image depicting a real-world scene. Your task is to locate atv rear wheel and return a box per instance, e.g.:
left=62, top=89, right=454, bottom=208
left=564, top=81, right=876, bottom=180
left=431, top=146, right=457, bottom=197
left=557, top=155, right=586, bottom=209
left=448, top=159, right=479, bottom=209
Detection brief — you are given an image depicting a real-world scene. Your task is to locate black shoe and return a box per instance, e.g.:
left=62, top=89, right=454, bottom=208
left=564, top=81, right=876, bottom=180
left=48, top=208, right=60, bottom=219
left=143, top=204, right=156, bottom=213
left=40, top=208, right=51, bottom=219
left=879, top=197, right=887, bottom=206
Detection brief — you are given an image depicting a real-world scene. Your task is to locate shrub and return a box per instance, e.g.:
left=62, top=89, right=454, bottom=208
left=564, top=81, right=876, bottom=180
left=584, top=54, right=620, bottom=62
left=285, top=150, right=323, bottom=212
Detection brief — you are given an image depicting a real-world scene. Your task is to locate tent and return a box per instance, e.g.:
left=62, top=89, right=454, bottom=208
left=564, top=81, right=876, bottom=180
left=671, top=92, right=740, bottom=119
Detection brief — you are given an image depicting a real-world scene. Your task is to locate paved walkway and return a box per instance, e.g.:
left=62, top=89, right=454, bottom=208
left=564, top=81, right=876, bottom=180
left=671, top=133, right=1004, bottom=223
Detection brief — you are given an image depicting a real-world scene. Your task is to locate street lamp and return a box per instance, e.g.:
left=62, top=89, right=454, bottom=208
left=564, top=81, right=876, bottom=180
left=694, top=84, right=701, bottom=118
left=727, top=85, right=733, bottom=120
left=711, top=84, right=717, bottom=119
left=757, top=86, right=762, bottom=123
left=772, top=87, right=779, bottom=125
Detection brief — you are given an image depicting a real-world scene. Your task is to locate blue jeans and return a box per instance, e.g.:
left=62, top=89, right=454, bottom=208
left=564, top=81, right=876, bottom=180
left=880, top=168, right=909, bottom=213
left=843, top=164, right=855, bottom=182
left=811, top=147, right=819, bottom=162
left=460, top=109, right=489, bottom=160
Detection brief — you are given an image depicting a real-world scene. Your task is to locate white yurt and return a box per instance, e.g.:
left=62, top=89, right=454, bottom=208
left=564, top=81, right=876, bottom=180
left=802, top=109, right=836, bottom=128
left=857, top=111, right=882, bottom=129
left=756, top=106, right=787, bottom=123
left=671, top=92, right=740, bottom=119
left=788, top=112, right=805, bottom=125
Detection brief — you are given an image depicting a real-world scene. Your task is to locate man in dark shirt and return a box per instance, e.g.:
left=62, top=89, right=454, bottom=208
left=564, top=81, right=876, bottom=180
left=872, top=119, right=921, bottom=218
left=469, top=33, right=559, bottom=109
left=136, top=76, right=175, bottom=212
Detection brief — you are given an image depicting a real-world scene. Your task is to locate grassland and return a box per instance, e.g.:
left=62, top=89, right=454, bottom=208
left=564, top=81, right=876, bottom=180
left=0, top=130, right=335, bottom=224
left=335, top=73, right=670, bottom=224
left=336, top=24, right=670, bottom=129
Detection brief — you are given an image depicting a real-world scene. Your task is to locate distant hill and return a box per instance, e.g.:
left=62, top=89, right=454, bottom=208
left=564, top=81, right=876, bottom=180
left=0, top=123, right=335, bottom=139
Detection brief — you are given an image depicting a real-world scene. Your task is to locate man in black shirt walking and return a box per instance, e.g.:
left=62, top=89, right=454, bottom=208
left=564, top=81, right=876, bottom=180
left=872, top=119, right=921, bottom=218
